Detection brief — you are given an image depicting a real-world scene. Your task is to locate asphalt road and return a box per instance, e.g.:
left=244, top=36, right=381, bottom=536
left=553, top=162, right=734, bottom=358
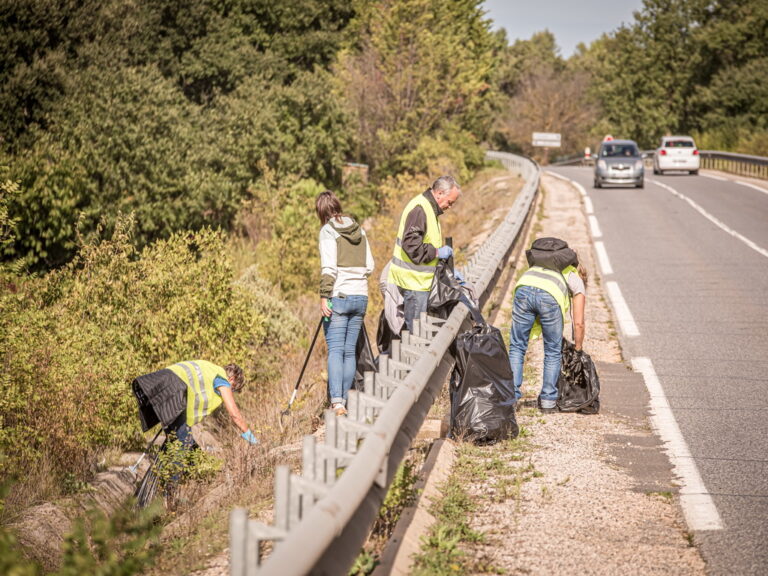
left=550, top=167, right=768, bottom=576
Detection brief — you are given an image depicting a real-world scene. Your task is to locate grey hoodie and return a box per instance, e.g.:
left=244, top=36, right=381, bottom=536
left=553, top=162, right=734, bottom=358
left=319, top=216, right=375, bottom=298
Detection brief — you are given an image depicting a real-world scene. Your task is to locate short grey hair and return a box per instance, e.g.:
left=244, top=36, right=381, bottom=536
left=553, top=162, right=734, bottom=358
left=431, top=175, right=461, bottom=194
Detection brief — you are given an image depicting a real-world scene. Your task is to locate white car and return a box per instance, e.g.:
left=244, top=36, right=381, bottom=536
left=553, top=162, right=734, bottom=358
left=653, top=136, right=700, bottom=175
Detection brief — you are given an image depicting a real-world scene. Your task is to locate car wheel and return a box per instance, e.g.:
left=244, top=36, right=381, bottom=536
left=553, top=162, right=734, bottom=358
left=636, top=180, right=644, bottom=189
left=653, top=166, right=659, bottom=175
left=690, top=170, right=698, bottom=175
left=594, top=180, right=601, bottom=189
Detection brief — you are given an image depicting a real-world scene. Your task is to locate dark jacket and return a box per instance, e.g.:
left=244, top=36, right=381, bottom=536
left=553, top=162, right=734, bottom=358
left=132, top=369, right=186, bottom=431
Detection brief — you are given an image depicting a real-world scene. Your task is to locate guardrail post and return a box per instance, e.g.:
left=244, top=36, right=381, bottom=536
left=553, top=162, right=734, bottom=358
left=230, top=508, right=247, bottom=576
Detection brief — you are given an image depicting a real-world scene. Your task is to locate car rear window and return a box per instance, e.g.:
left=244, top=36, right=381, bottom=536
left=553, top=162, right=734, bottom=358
left=600, top=144, right=639, bottom=157
left=664, top=140, right=694, bottom=147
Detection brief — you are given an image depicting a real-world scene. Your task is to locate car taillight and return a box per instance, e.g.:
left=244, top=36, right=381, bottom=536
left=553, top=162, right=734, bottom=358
left=660, top=149, right=667, bottom=156
left=693, top=149, right=699, bottom=155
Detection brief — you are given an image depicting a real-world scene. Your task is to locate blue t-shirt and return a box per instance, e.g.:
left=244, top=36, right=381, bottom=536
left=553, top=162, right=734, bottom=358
left=213, top=375, right=231, bottom=396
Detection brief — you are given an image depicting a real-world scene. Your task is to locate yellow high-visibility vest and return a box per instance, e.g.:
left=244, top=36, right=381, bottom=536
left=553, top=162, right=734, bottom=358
left=388, top=194, right=441, bottom=291
left=515, top=265, right=578, bottom=337
left=167, top=360, right=226, bottom=426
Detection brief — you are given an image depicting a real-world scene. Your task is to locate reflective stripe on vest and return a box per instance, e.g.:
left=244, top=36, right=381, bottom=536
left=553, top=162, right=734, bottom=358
left=515, top=265, right=577, bottom=322
left=387, top=194, right=441, bottom=291
left=167, top=360, right=225, bottom=426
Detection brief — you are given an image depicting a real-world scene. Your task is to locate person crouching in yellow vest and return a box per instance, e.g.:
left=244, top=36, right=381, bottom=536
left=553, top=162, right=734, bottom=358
left=132, top=360, right=259, bottom=454
left=387, top=175, right=461, bottom=333
left=508, top=262, right=587, bottom=412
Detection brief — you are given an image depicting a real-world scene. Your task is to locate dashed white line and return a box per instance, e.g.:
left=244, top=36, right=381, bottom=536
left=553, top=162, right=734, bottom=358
left=594, top=241, right=613, bottom=275
left=631, top=357, right=724, bottom=531
left=588, top=215, right=602, bottom=238
left=700, top=173, right=727, bottom=181
left=649, top=179, right=768, bottom=259
left=584, top=196, right=594, bottom=214
left=606, top=281, right=639, bottom=336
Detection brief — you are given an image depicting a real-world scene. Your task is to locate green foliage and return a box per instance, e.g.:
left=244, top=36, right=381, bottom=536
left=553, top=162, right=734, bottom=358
left=154, top=438, right=222, bottom=489
left=337, top=0, right=497, bottom=177
left=577, top=0, right=767, bottom=149
left=0, top=216, right=299, bottom=488
left=54, top=504, right=162, bottom=576
left=254, top=179, right=328, bottom=295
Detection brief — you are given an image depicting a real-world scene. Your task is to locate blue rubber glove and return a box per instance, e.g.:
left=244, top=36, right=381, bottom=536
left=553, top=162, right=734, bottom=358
left=241, top=430, right=259, bottom=445
left=437, top=245, right=453, bottom=259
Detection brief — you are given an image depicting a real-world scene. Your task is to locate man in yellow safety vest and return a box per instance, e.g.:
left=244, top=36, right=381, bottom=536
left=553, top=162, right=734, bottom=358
left=508, top=248, right=587, bottom=413
left=387, top=175, right=461, bottom=332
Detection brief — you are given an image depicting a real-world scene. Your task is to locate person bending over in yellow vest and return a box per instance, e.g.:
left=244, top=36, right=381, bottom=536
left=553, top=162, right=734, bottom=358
left=508, top=242, right=587, bottom=413
left=132, top=360, right=258, bottom=452
left=387, top=175, right=461, bottom=333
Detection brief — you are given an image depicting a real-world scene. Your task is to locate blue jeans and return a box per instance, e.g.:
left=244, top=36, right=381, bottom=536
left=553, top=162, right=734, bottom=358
left=508, top=285, right=564, bottom=407
left=402, top=289, right=429, bottom=333
left=324, top=294, right=368, bottom=405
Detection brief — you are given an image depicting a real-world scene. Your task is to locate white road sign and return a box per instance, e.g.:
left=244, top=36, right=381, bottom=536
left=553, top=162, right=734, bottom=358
left=532, top=132, right=561, bottom=147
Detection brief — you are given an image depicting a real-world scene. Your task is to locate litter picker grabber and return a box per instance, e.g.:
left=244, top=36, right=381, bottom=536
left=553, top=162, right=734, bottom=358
left=280, top=317, right=324, bottom=421
left=128, top=426, right=164, bottom=474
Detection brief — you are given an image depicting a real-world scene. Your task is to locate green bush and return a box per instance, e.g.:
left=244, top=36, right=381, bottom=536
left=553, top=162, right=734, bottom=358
left=0, top=215, right=300, bottom=489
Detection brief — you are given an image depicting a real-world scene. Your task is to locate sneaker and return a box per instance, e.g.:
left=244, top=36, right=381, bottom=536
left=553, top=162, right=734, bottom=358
left=332, top=403, right=347, bottom=417
left=537, top=398, right=558, bottom=414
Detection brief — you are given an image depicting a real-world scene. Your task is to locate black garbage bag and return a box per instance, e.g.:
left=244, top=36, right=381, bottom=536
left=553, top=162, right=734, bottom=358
left=376, top=309, right=396, bottom=355
left=428, top=259, right=463, bottom=319
left=450, top=323, right=519, bottom=444
left=353, top=323, right=376, bottom=391
left=556, top=338, right=600, bottom=414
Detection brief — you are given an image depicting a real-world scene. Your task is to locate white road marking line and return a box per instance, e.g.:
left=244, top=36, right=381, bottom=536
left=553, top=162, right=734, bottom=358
left=545, top=170, right=570, bottom=182
left=584, top=196, right=594, bottom=214
left=700, top=173, right=727, bottom=181
left=606, top=281, right=639, bottom=336
left=574, top=181, right=587, bottom=197
left=649, top=179, right=768, bottom=260
left=588, top=215, right=602, bottom=238
left=632, top=357, right=724, bottom=531
left=735, top=180, right=768, bottom=196
left=594, top=241, right=613, bottom=275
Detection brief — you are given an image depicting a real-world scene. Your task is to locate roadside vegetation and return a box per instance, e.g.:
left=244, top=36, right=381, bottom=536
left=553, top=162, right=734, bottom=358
left=0, top=0, right=765, bottom=572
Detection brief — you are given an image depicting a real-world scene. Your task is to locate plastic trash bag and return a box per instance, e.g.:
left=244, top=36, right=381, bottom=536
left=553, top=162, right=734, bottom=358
left=428, top=259, right=464, bottom=319
left=353, top=324, right=376, bottom=391
left=556, top=338, right=600, bottom=414
left=450, top=323, right=519, bottom=444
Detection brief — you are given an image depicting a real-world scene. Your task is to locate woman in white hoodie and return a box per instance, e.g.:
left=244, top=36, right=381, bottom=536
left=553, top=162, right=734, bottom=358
left=316, top=191, right=375, bottom=416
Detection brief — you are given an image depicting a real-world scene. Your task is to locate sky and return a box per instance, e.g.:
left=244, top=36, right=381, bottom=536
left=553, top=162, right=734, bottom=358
left=482, top=0, right=645, bottom=58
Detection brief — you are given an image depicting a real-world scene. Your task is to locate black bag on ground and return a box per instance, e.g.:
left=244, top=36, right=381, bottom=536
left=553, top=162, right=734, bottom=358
left=353, top=323, right=376, bottom=391
left=556, top=338, right=600, bottom=414
left=526, top=237, right=578, bottom=272
left=450, top=323, right=519, bottom=443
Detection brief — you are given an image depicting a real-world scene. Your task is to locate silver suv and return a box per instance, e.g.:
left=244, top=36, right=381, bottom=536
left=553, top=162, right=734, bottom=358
left=594, top=139, right=644, bottom=188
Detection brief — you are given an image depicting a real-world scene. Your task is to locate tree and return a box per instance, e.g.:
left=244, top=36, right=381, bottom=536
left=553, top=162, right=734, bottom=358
left=336, top=0, right=497, bottom=176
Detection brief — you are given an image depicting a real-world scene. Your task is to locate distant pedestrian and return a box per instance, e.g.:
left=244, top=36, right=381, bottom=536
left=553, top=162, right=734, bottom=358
left=316, top=190, right=374, bottom=417
left=387, top=175, right=461, bottom=332
left=508, top=241, right=587, bottom=412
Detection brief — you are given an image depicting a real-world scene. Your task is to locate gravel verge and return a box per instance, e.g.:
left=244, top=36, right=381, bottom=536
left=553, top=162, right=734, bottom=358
left=451, top=172, right=708, bottom=575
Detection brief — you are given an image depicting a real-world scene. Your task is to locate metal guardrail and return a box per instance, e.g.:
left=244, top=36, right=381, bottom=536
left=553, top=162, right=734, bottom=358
left=699, top=150, right=768, bottom=180
left=229, top=151, right=540, bottom=576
